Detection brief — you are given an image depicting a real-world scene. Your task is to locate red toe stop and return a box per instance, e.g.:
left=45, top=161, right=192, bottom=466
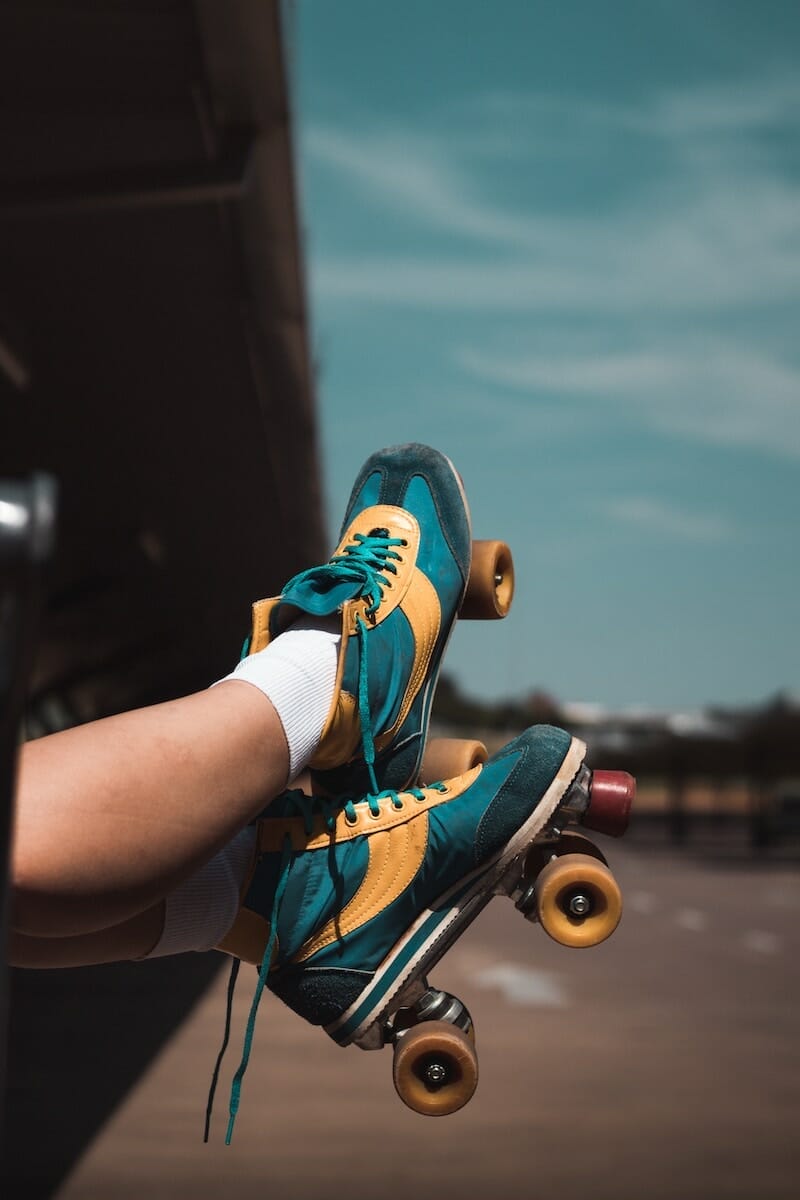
left=584, top=770, right=635, bottom=838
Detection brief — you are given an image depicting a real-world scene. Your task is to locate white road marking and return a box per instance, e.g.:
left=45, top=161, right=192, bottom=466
left=675, top=908, right=708, bottom=933
left=473, top=963, right=568, bottom=1008
left=742, top=930, right=781, bottom=955
left=629, top=890, right=656, bottom=915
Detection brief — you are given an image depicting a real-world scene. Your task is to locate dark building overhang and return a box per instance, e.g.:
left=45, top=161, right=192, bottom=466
left=0, top=0, right=324, bottom=726
left=0, top=4, right=324, bottom=1192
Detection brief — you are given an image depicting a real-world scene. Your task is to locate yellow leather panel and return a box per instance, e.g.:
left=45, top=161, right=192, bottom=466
left=308, top=616, right=351, bottom=768
left=249, top=505, right=440, bottom=776
left=216, top=907, right=278, bottom=967
left=293, top=813, right=430, bottom=962
left=256, top=765, right=482, bottom=854
left=309, top=689, right=359, bottom=769
left=250, top=596, right=281, bottom=654
left=332, top=505, right=421, bottom=634
left=311, top=567, right=441, bottom=769
left=375, top=566, right=440, bottom=750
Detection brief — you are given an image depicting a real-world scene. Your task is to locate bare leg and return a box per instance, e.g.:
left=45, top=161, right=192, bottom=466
left=12, top=681, right=288, bottom=938
left=9, top=904, right=165, bottom=967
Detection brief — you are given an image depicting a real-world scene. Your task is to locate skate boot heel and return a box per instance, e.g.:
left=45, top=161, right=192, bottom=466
left=583, top=770, right=635, bottom=838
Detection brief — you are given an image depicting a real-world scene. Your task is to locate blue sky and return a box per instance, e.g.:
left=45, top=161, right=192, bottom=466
left=290, top=1, right=800, bottom=711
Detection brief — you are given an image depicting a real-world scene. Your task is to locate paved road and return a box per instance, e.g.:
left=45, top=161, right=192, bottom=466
left=55, top=840, right=800, bottom=1200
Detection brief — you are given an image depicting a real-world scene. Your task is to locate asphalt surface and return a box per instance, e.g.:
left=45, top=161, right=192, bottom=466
left=53, top=837, right=800, bottom=1200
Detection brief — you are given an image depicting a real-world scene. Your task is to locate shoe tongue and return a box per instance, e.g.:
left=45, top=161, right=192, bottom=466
left=281, top=563, right=362, bottom=615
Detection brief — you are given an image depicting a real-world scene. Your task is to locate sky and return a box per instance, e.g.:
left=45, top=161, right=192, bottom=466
left=288, top=0, right=800, bottom=713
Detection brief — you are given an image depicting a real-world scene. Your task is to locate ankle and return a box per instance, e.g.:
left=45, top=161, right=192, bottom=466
left=217, top=616, right=340, bottom=780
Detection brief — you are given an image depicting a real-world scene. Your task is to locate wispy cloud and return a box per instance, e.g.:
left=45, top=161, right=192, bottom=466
left=601, top=496, right=733, bottom=543
left=304, top=125, right=552, bottom=250
left=310, top=196, right=800, bottom=312
left=302, top=74, right=800, bottom=461
left=460, top=76, right=800, bottom=142
left=643, top=76, right=800, bottom=138
left=303, top=72, right=800, bottom=312
left=305, top=126, right=800, bottom=315
left=456, top=342, right=800, bottom=460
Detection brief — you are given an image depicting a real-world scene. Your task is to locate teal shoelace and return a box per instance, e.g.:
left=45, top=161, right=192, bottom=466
left=326, top=530, right=407, bottom=792
left=205, top=781, right=447, bottom=1143
left=243, top=532, right=408, bottom=791
left=207, top=532, right=411, bottom=1141
left=288, top=529, right=407, bottom=793
left=327, top=529, right=407, bottom=617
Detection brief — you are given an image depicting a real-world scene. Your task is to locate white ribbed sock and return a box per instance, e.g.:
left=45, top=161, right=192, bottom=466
left=146, top=618, right=341, bottom=959
left=146, top=826, right=256, bottom=958
left=217, top=615, right=341, bottom=780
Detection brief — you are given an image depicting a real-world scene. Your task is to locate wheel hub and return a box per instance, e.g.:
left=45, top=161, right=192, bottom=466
left=424, top=1062, right=448, bottom=1086
left=567, top=891, right=593, bottom=917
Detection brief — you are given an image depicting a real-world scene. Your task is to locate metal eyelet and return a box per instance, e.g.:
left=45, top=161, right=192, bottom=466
left=368, top=808, right=382, bottom=820
left=345, top=813, right=358, bottom=827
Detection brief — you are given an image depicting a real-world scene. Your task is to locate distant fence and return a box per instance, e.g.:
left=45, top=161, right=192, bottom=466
left=430, top=719, right=800, bottom=851
left=627, top=775, right=800, bottom=850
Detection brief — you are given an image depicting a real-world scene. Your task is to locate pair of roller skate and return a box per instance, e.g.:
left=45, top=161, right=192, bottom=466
left=212, top=444, right=634, bottom=1138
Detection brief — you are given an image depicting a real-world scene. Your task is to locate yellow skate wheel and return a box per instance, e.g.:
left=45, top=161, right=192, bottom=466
left=392, top=1021, right=478, bottom=1116
left=536, top=853, right=622, bottom=948
left=420, top=738, right=488, bottom=784
left=460, top=540, right=514, bottom=619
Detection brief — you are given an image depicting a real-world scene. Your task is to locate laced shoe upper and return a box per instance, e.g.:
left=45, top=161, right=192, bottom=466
left=243, top=444, right=472, bottom=796
left=212, top=724, right=582, bottom=1142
